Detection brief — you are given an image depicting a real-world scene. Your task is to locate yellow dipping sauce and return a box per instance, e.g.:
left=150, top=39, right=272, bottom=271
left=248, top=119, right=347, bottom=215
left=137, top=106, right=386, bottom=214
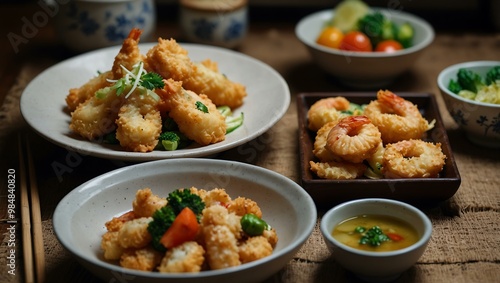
left=332, top=214, right=419, bottom=252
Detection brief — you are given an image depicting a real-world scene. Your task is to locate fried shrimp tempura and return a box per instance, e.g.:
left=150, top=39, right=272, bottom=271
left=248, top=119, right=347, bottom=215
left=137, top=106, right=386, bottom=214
left=326, top=115, right=382, bottom=163
left=112, top=28, right=145, bottom=80
left=118, top=217, right=153, bottom=249
left=383, top=139, right=446, bottom=178
left=132, top=188, right=167, bottom=218
left=307, top=97, right=350, bottom=132
left=120, top=247, right=163, bottom=271
left=309, top=160, right=366, bottom=180
left=69, top=88, right=125, bottom=140
left=157, top=79, right=226, bottom=146
left=101, top=231, right=125, bottom=260
left=115, top=90, right=162, bottom=152
left=65, top=70, right=112, bottom=111
left=364, top=90, right=432, bottom=143
left=145, top=38, right=246, bottom=109
left=157, top=241, right=205, bottom=273
left=184, top=60, right=247, bottom=109
left=238, top=236, right=273, bottom=264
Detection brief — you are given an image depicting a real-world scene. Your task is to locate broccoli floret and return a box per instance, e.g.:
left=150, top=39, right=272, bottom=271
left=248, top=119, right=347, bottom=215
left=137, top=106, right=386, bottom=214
left=357, top=12, right=385, bottom=46
left=486, top=66, right=500, bottom=85
left=456, top=68, right=485, bottom=93
left=448, top=79, right=462, bottom=94
left=167, top=189, right=205, bottom=220
left=147, top=205, right=176, bottom=252
left=147, top=189, right=205, bottom=251
left=158, top=131, right=181, bottom=151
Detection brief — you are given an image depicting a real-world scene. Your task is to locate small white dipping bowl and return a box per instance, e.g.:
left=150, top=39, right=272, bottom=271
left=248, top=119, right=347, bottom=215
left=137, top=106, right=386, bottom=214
left=53, top=158, right=317, bottom=283
left=295, top=8, right=434, bottom=89
left=437, top=60, right=500, bottom=148
left=320, top=198, right=432, bottom=283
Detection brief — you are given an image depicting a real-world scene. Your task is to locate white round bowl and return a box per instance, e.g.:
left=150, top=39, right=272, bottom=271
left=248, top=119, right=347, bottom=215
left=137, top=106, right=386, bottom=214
left=437, top=60, right=500, bottom=148
left=295, top=9, right=434, bottom=89
left=53, top=158, right=317, bottom=283
left=320, top=198, right=432, bottom=283
left=53, top=0, right=156, bottom=52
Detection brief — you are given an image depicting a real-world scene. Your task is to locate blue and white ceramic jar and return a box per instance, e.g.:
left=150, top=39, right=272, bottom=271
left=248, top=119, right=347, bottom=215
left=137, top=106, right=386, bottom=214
left=179, top=0, right=248, bottom=49
left=54, top=0, right=156, bottom=52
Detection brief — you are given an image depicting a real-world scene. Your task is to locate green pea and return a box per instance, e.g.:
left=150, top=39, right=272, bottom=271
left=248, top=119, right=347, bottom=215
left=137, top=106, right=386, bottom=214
left=241, top=214, right=269, bottom=236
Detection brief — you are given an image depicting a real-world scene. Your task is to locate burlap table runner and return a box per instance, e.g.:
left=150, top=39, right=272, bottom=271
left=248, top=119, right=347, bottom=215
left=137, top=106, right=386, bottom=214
left=1, top=32, right=499, bottom=283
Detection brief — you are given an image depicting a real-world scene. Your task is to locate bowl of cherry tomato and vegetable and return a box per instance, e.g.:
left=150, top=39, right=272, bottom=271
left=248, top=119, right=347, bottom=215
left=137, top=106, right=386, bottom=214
left=295, top=3, right=434, bottom=88
left=320, top=198, right=432, bottom=282
left=437, top=60, right=500, bottom=148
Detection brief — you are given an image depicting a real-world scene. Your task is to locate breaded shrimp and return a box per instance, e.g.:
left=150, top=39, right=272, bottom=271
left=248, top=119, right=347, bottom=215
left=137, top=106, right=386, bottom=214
left=199, top=188, right=232, bottom=207
left=119, top=246, right=163, bottom=271
left=112, top=28, right=145, bottom=80
left=202, top=224, right=240, bottom=269
left=227, top=197, right=262, bottom=218
left=157, top=241, right=205, bottom=273
left=326, top=115, right=382, bottom=163
left=383, top=139, right=446, bottom=178
left=117, top=217, right=153, bottom=249
left=145, top=38, right=246, bottom=109
left=309, top=160, right=366, bottom=180
left=65, top=70, right=113, bottom=111
left=364, top=90, right=432, bottom=143
left=184, top=60, right=247, bottom=109
left=313, top=121, right=339, bottom=162
left=101, top=231, right=125, bottom=260
left=201, top=205, right=242, bottom=240
left=238, top=236, right=273, bottom=264
left=157, top=79, right=226, bottom=146
left=115, top=90, right=162, bottom=152
left=105, top=210, right=136, bottom=232
left=307, top=97, right=350, bottom=132
left=69, top=88, right=125, bottom=140
left=132, top=188, right=167, bottom=218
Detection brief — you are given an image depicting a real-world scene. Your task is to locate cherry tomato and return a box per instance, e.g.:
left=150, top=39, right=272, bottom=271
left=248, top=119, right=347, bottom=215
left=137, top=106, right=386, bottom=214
left=339, top=31, right=372, bottom=52
left=375, top=39, right=403, bottom=53
left=316, top=27, right=344, bottom=49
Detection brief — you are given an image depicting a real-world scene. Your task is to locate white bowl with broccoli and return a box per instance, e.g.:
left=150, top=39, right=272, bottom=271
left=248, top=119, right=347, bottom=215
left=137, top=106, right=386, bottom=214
left=53, top=158, right=317, bottom=283
left=295, top=1, right=434, bottom=89
left=437, top=60, right=500, bottom=148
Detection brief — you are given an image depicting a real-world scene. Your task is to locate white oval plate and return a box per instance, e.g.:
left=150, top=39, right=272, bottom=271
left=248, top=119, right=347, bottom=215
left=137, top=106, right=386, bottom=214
left=53, top=158, right=317, bottom=283
left=20, top=43, right=290, bottom=161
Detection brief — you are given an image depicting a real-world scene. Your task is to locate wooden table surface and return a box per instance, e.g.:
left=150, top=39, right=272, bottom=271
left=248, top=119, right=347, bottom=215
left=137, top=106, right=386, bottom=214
left=1, top=2, right=500, bottom=283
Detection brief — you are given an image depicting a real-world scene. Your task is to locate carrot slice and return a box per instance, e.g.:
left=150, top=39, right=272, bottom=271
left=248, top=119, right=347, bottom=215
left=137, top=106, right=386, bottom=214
left=160, top=207, right=199, bottom=249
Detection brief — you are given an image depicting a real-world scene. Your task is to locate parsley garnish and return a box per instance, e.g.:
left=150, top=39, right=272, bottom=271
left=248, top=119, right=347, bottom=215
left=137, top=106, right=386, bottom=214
left=98, top=61, right=163, bottom=100
left=195, top=101, right=209, bottom=113
left=356, top=226, right=390, bottom=246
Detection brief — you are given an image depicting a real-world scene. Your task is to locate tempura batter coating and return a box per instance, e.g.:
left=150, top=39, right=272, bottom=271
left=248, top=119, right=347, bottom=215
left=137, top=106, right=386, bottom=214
left=307, top=97, right=350, bottom=131
left=309, top=160, right=366, bottom=180
left=112, top=28, right=145, bottom=80
left=69, top=88, right=125, bottom=140
left=145, top=38, right=247, bottom=109
left=157, top=79, right=226, bottom=146
left=238, top=236, right=273, bottom=264
left=157, top=241, right=205, bottom=273
left=132, top=188, right=167, bottom=218
left=118, top=217, right=153, bottom=249
left=120, top=246, right=163, bottom=271
left=101, top=231, right=125, bottom=260
left=65, top=70, right=112, bottom=111
left=115, top=90, right=162, bottom=152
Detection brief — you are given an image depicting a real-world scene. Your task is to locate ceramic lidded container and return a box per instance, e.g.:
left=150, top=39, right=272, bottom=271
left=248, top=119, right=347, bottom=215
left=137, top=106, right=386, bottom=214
left=54, top=0, right=156, bottom=52
left=179, top=0, right=248, bottom=48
